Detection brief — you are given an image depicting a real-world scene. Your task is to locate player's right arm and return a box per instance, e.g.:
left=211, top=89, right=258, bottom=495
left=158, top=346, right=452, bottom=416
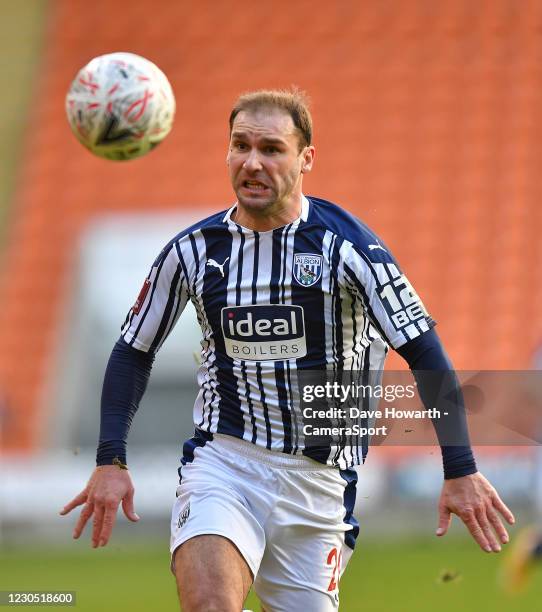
left=60, top=241, right=190, bottom=546
left=60, top=464, right=138, bottom=547
left=59, top=337, right=154, bottom=546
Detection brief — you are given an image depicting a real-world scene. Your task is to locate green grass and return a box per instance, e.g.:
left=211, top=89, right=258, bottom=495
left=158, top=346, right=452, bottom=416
left=1, top=537, right=541, bottom=611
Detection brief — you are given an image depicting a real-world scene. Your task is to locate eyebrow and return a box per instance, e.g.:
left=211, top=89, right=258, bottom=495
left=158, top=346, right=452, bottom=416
left=230, top=132, right=288, bottom=146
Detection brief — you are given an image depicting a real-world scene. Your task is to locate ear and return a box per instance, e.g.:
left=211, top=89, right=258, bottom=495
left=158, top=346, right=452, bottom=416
left=301, top=146, right=315, bottom=174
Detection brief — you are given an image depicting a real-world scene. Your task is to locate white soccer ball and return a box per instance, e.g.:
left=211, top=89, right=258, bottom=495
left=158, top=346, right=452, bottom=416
left=65, top=52, right=175, bottom=161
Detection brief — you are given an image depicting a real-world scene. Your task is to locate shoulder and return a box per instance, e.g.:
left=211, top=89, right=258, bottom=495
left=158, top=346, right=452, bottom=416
left=172, top=208, right=229, bottom=243
left=153, top=208, right=230, bottom=266
left=306, top=196, right=387, bottom=253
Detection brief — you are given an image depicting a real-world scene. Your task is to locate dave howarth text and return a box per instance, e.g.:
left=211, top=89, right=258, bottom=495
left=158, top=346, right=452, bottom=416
left=302, top=407, right=441, bottom=420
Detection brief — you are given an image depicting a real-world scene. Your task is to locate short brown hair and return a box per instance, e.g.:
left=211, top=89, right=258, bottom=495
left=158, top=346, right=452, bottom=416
left=229, top=88, right=312, bottom=151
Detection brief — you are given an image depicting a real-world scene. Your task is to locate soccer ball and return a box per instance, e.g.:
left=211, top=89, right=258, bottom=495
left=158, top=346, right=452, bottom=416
left=65, top=52, right=175, bottom=161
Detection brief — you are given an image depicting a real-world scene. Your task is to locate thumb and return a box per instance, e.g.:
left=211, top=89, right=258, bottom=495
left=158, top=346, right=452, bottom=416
left=121, top=489, right=140, bottom=522
left=436, top=506, right=451, bottom=537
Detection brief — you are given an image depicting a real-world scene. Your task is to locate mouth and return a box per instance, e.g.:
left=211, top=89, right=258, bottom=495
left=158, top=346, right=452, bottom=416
left=241, top=180, right=270, bottom=194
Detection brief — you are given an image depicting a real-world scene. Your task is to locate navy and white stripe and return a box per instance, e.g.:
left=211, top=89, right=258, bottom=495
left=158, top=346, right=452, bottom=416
left=121, top=195, right=435, bottom=468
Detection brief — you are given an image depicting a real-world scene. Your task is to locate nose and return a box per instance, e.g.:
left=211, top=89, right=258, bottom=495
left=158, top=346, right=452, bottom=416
left=242, top=148, right=263, bottom=172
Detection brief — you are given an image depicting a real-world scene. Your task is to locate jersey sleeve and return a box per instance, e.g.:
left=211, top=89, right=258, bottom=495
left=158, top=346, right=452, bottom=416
left=121, top=242, right=190, bottom=353
left=341, top=236, right=436, bottom=350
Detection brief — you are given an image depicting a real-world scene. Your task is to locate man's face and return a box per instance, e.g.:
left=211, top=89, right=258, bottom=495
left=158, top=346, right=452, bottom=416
left=226, top=108, right=314, bottom=214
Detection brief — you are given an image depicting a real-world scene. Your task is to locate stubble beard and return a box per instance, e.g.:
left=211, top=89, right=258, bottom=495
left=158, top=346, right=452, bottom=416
left=234, top=166, right=301, bottom=218
left=237, top=191, right=277, bottom=214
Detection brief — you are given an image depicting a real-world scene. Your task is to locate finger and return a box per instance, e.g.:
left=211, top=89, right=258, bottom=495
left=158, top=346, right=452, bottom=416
left=492, top=493, right=515, bottom=525
left=73, top=503, right=94, bottom=539
left=98, top=505, right=118, bottom=547
left=461, top=509, right=491, bottom=552
left=487, top=507, right=509, bottom=545
left=436, top=506, right=451, bottom=536
left=60, top=491, right=88, bottom=515
left=476, top=507, right=501, bottom=552
left=91, top=504, right=105, bottom=548
left=121, top=489, right=140, bottom=522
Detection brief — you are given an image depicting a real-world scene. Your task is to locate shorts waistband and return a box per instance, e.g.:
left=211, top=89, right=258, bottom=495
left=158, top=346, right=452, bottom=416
left=212, top=434, right=331, bottom=471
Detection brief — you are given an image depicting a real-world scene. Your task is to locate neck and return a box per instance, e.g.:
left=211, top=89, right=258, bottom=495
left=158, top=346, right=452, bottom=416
left=232, top=195, right=303, bottom=231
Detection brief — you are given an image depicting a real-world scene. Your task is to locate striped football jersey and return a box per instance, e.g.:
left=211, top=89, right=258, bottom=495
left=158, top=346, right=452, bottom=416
left=121, top=195, right=435, bottom=467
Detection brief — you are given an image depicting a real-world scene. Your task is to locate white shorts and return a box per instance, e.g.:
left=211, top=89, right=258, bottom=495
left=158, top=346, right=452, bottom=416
left=170, top=431, right=359, bottom=612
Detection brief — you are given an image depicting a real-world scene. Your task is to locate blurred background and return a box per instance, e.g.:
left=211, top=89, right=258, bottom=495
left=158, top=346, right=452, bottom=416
left=1, top=0, right=541, bottom=610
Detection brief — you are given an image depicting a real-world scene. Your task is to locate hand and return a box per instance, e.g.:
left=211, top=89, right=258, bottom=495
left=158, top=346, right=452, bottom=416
left=59, top=465, right=139, bottom=547
left=436, top=471, right=515, bottom=552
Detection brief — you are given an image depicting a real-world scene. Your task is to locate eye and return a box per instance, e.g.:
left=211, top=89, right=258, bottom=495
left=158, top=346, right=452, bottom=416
left=232, top=141, right=247, bottom=151
left=264, top=146, right=279, bottom=154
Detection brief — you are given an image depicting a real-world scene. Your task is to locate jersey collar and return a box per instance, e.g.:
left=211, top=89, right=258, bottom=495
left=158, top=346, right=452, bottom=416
left=222, top=195, right=310, bottom=228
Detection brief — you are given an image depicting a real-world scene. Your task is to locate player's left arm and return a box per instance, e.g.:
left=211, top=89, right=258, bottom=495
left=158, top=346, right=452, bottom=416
left=397, top=330, right=515, bottom=552
left=342, top=238, right=514, bottom=551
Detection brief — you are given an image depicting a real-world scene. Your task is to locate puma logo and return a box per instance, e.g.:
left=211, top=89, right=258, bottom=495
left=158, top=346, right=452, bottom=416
left=207, top=257, right=230, bottom=278
left=368, top=241, right=387, bottom=253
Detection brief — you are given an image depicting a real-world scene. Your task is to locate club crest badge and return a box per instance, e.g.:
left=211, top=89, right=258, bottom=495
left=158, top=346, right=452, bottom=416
left=177, top=501, right=190, bottom=528
left=293, top=253, right=323, bottom=287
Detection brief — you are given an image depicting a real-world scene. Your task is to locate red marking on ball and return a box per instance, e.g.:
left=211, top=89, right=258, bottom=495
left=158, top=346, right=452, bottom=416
left=124, top=89, right=153, bottom=123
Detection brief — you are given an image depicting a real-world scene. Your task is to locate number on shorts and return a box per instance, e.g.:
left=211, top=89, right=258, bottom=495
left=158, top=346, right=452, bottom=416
left=326, top=546, right=342, bottom=592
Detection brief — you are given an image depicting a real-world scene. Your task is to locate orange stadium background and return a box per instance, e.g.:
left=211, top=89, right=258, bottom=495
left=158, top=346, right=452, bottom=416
left=2, top=0, right=542, bottom=455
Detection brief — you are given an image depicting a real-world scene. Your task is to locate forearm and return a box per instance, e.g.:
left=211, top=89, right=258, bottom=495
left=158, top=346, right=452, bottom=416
left=396, top=329, right=477, bottom=479
left=96, top=337, right=155, bottom=466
